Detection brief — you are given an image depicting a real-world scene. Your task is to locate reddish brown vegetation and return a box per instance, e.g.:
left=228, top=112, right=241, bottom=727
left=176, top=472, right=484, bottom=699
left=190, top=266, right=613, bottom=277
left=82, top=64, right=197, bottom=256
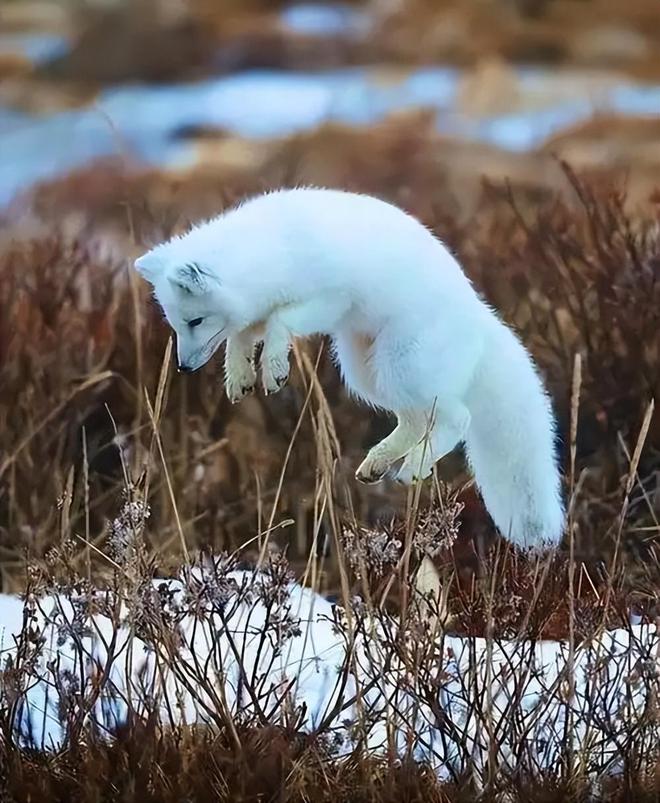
left=0, top=147, right=657, bottom=600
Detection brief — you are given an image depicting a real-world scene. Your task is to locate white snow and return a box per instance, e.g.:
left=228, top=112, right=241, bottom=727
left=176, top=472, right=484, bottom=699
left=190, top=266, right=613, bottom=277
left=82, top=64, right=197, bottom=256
left=279, top=3, right=368, bottom=37
left=0, top=570, right=351, bottom=750
left=2, top=66, right=660, bottom=205
left=1, top=567, right=658, bottom=782
left=0, top=33, right=69, bottom=65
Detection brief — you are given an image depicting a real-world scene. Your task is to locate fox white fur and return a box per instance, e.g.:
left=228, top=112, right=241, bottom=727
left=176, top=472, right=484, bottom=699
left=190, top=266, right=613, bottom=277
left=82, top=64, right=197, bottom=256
left=135, top=188, right=564, bottom=549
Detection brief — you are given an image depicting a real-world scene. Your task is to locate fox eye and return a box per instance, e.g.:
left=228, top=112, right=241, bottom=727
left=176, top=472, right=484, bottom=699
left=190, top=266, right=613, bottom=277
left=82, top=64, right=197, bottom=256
left=188, top=317, right=204, bottom=328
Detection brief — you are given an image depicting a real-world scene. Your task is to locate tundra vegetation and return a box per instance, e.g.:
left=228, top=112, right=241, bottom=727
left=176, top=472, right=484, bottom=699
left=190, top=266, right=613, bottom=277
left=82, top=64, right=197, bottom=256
left=1, top=0, right=659, bottom=800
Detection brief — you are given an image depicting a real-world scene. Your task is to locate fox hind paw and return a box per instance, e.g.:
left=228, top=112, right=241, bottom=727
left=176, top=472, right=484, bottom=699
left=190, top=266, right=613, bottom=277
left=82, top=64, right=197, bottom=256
left=355, top=451, right=399, bottom=484
left=394, top=453, right=434, bottom=485
left=394, top=467, right=428, bottom=486
left=356, top=464, right=387, bottom=484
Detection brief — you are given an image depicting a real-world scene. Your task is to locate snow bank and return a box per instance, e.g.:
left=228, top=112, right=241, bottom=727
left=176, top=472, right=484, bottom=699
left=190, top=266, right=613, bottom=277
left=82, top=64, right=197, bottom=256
left=0, top=569, right=350, bottom=750
left=1, top=568, right=658, bottom=780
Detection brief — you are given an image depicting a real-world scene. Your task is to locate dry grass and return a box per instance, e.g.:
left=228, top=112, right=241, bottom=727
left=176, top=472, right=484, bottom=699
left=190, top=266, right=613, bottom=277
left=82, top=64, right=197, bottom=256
left=25, top=0, right=660, bottom=84
left=1, top=155, right=657, bottom=585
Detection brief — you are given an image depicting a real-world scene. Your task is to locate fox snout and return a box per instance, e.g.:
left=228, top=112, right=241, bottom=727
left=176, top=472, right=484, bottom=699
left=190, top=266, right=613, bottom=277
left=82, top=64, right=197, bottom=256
left=176, top=341, right=211, bottom=373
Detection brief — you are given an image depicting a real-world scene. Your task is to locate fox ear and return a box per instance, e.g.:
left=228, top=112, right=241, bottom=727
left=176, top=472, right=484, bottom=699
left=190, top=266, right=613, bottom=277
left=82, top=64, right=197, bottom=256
left=134, top=252, right=163, bottom=281
left=169, top=263, right=209, bottom=296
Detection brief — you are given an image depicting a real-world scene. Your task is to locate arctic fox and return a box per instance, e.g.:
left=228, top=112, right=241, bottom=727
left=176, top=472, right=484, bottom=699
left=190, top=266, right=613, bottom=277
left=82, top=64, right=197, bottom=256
left=135, top=188, right=565, bottom=549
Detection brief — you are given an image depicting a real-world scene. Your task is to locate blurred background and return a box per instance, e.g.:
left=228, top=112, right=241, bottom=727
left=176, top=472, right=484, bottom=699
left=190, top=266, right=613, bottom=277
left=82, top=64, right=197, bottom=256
left=2, top=0, right=660, bottom=208
left=1, top=0, right=659, bottom=595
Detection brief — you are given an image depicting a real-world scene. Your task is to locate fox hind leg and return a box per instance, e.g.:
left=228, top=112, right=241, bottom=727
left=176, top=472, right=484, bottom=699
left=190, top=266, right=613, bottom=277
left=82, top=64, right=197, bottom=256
left=395, top=401, right=470, bottom=485
left=356, top=411, right=431, bottom=484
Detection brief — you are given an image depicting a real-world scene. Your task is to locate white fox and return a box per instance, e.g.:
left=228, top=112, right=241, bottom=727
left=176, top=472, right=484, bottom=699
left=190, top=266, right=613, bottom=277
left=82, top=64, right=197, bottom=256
left=135, top=188, right=564, bottom=549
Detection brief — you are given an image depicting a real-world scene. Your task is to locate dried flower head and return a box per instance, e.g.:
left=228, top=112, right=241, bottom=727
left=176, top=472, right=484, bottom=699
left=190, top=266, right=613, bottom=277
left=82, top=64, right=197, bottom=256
left=255, top=547, right=295, bottom=606
left=55, top=668, right=81, bottom=723
left=55, top=584, right=94, bottom=647
left=126, top=577, right=180, bottom=649
left=269, top=608, right=302, bottom=644
left=413, top=495, right=464, bottom=559
left=107, top=492, right=150, bottom=562
left=341, top=526, right=401, bottom=578
left=183, top=553, right=242, bottom=615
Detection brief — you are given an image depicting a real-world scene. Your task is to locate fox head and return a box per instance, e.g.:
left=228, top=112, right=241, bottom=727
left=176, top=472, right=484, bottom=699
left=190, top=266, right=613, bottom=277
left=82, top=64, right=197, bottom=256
left=134, top=249, right=230, bottom=373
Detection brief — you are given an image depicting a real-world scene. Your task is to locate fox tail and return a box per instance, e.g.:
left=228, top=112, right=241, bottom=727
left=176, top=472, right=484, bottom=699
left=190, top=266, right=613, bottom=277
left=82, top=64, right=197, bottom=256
left=464, top=324, right=565, bottom=549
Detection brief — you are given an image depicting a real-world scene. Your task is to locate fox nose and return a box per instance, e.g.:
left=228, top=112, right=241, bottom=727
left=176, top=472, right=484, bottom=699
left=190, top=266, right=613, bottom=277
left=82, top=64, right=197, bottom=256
left=177, top=362, right=193, bottom=374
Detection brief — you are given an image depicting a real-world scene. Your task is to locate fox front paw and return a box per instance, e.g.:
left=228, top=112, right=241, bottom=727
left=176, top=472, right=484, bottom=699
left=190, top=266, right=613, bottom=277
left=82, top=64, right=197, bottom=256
left=226, top=378, right=255, bottom=404
left=225, top=358, right=257, bottom=404
left=261, top=354, right=290, bottom=395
